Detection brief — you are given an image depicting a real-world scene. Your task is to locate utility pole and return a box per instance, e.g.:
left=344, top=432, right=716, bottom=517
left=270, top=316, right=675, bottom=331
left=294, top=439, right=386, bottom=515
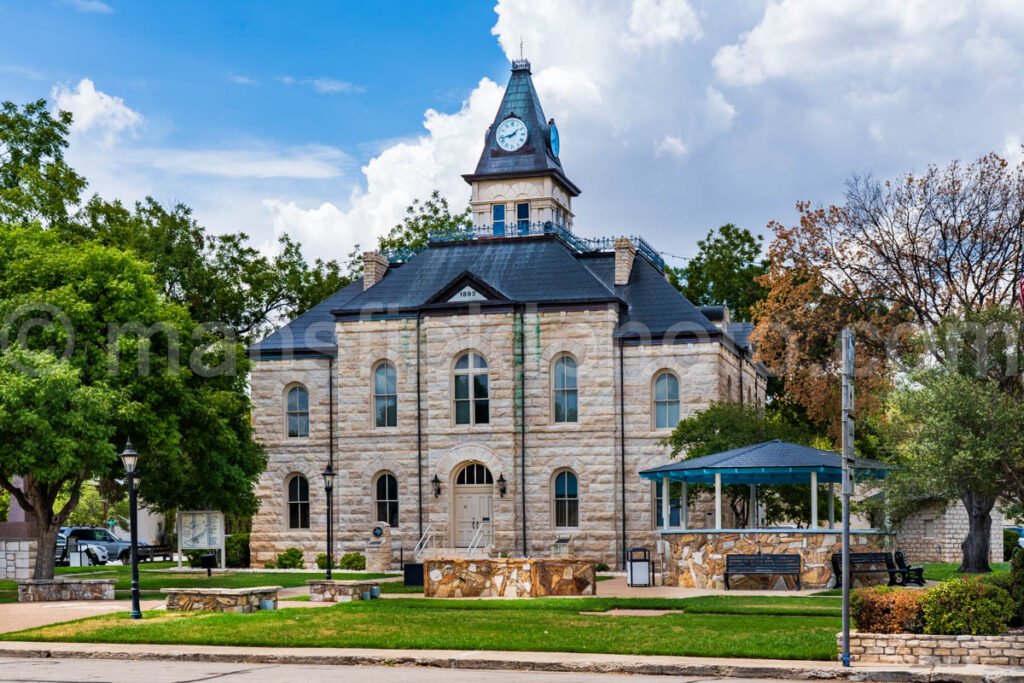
left=840, top=329, right=855, bottom=667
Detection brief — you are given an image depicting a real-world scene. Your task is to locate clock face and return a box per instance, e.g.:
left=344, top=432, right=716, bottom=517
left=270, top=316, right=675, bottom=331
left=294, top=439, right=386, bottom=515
left=549, top=123, right=560, bottom=158
left=496, top=117, right=528, bottom=152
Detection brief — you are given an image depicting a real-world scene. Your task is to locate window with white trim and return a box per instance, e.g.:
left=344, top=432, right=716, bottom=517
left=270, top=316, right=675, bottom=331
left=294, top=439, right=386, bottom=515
left=553, top=470, right=579, bottom=528
left=453, top=352, right=489, bottom=425
left=653, top=371, right=680, bottom=429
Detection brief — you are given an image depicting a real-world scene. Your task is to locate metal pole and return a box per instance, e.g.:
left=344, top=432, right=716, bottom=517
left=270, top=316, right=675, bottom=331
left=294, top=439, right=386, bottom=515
left=840, top=329, right=855, bottom=667
left=326, top=486, right=333, bottom=580
left=128, top=473, right=142, bottom=619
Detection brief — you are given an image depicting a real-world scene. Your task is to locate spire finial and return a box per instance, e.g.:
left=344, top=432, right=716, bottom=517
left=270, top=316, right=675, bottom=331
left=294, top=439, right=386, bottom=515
left=519, top=35, right=524, bottom=60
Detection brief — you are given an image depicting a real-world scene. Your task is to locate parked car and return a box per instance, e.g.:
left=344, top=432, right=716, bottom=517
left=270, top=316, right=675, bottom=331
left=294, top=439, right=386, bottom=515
left=55, top=532, right=109, bottom=567
left=56, top=526, right=151, bottom=564
left=1008, top=526, right=1024, bottom=548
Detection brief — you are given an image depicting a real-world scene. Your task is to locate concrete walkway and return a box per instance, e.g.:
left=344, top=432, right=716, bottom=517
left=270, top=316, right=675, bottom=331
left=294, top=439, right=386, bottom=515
left=0, top=598, right=166, bottom=635
left=0, top=641, right=1020, bottom=682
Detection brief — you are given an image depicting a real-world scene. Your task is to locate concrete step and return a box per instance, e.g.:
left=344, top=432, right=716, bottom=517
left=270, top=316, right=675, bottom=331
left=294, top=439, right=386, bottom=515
left=417, top=547, right=491, bottom=561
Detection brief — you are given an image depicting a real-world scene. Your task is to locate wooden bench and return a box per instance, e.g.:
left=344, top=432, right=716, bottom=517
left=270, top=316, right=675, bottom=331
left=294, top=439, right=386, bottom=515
left=724, top=554, right=802, bottom=590
left=140, top=545, right=174, bottom=562
left=831, top=552, right=917, bottom=587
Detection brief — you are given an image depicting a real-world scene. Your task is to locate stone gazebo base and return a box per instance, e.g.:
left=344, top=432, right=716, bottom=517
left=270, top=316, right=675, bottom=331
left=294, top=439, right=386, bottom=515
left=662, top=530, right=893, bottom=589
left=425, top=558, right=596, bottom=598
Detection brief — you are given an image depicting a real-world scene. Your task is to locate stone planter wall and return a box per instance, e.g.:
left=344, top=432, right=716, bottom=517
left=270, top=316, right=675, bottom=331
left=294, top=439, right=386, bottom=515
left=838, top=631, right=1024, bottom=667
left=1, top=539, right=36, bottom=580
left=662, top=530, right=893, bottom=589
left=307, top=579, right=379, bottom=602
left=17, top=579, right=115, bottom=602
left=165, top=586, right=281, bottom=613
left=425, top=557, right=596, bottom=598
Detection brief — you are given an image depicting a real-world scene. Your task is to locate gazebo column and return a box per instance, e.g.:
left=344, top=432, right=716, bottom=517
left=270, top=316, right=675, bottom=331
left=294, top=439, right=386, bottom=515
left=714, top=473, right=723, bottom=530
left=828, top=483, right=835, bottom=529
left=748, top=484, right=757, bottom=529
left=810, top=471, right=819, bottom=529
left=680, top=482, right=688, bottom=529
left=661, top=475, right=670, bottom=531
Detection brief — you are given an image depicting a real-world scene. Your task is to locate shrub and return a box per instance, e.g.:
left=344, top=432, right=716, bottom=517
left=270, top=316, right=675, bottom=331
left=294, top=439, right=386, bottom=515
left=338, top=552, right=365, bottom=570
left=316, top=553, right=338, bottom=570
left=264, top=560, right=277, bottom=569
left=921, top=578, right=1013, bottom=636
left=595, top=562, right=610, bottom=572
left=275, top=547, right=305, bottom=569
left=183, top=550, right=204, bottom=568
left=225, top=533, right=250, bottom=568
left=1005, top=529, right=1021, bottom=561
left=1009, top=546, right=1024, bottom=627
left=851, top=586, right=925, bottom=634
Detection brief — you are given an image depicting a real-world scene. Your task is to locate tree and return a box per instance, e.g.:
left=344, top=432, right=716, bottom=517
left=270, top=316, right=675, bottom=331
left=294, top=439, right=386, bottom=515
left=884, top=369, right=1024, bottom=573
left=672, top=224, right=767, bottom=321
left=0, top=226, right=265, bottom=577
left=664, top=402, right=828, bottom=526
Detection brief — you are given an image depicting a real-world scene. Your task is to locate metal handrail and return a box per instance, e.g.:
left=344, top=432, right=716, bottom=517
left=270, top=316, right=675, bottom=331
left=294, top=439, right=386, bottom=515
left=466, top=520, right=491, bottom=554
left=412, top=523, right=434, bottom=560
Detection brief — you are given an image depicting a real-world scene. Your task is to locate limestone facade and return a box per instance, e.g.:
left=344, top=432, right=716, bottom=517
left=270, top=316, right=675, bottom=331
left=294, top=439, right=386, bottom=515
left=839, top=631, right=1024, bottom=667
left=249, top=304, right=766, bottom=569
left=0, top=538, right=35, bottom=580
left=895, top=501, right=1004, bottom=564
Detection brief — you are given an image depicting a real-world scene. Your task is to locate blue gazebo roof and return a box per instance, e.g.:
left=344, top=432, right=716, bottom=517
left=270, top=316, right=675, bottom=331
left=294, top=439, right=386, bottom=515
left=639, top=440, right=890, bottom=486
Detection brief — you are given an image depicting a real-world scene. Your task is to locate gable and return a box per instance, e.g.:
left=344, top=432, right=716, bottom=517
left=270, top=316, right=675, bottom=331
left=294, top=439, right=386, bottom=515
left=425, top=270, right=509, bottom=306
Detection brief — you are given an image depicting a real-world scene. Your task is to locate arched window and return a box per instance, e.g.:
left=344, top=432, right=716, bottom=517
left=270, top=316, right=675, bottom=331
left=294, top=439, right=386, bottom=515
left=287, top=475, right=310, bottom=529
left=653, top=371, right=680, bottom=429
left=455, top=463, right=493, bottom=485
left=373, top=361, right=397, bottom=427
left=552, top=355, right=578, bottom=423
left=286, top=385, right=309, bottom=437
left=453, top=352, right=489, bottom=425
left=553, top=470, right=579, bottom=528
left=374, top=473, right=398, bottom=527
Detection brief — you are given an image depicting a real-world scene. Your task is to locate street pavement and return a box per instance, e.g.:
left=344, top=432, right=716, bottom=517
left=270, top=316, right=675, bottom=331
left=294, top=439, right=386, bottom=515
left=0, top=657, right=809, bottom=682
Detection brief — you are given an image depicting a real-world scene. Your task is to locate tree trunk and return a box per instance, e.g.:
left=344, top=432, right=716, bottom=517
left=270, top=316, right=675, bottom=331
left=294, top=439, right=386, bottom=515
left=33, top=519, right=60, bottom=579
left=958, top=490, right=995, bottom=574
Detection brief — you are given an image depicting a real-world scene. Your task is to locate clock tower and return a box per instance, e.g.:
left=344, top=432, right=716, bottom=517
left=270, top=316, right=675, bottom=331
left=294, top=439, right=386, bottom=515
left=463, top=59, right=581, bottom=234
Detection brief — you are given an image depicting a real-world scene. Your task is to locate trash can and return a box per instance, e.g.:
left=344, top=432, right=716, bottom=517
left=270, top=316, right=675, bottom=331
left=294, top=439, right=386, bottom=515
left=403, top=562, right=424, bottom=587
left=626, top=547, right=652, bottom=587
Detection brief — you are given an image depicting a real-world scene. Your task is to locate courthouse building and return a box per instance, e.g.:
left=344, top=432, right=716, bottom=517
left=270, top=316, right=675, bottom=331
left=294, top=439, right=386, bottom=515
left=248, top=59, right=768, bottom=568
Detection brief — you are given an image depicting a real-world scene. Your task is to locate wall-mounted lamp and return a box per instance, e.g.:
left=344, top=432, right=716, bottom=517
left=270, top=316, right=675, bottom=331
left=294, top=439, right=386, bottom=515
left=497, top=473, right=507, bottom=498
left=432, top=474, right=442, bottom=497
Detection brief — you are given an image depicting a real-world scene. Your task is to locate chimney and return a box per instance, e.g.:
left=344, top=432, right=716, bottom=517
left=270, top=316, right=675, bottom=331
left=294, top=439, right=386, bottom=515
left=363, top=251, right=388, bottom=290
left=614, top=237, right=636, bottom=286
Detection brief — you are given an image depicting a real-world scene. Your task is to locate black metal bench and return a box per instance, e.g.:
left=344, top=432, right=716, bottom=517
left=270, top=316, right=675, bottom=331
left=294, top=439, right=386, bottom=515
left=894, top=551, right=925, bottom=586
left=831, top=551, right=917, bottom=587
left=724, top=553, right=802, bottom=590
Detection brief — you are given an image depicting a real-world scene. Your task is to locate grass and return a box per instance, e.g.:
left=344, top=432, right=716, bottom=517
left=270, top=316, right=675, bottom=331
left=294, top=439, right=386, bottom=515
left=922, top=562, right=1009, bottom=582
left=2, top=595, right=843, bottom=660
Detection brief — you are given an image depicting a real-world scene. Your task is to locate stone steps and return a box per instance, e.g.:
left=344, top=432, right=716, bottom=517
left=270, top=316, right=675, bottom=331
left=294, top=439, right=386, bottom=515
left=418, top=547, right=491, bottom=561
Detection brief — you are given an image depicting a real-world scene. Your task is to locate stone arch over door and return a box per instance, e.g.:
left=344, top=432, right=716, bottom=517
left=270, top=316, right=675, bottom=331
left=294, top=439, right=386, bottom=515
left=435, top=444, right=502, bottom=548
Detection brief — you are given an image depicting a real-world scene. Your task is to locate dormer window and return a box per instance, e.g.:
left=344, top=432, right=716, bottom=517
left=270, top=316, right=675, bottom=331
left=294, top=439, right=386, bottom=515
left=516, top=202, right=530, bottom=234
left=492, top=205, right=506, bottom=236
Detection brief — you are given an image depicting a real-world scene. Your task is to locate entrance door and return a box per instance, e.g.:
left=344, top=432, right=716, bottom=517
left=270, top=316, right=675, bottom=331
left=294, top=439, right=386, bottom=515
left=453, top=463, right=495, bottom=547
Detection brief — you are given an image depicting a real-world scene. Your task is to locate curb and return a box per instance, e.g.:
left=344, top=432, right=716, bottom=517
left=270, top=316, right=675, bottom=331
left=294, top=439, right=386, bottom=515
left=0, top=643, right=1021, bottom=682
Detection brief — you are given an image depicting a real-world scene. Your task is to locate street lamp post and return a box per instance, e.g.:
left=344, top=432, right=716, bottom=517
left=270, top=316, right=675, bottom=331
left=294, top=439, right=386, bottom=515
left=119, top=439, right=142, bottom=620
left=322, top=464, right=335, bottom=580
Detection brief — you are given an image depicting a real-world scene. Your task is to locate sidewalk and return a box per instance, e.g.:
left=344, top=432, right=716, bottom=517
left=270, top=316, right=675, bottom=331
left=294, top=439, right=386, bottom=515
left=0, top=640, right=1020, bottom=682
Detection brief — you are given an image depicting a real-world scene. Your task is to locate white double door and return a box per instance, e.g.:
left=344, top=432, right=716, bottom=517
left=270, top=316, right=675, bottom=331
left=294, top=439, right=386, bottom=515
left=454, top=486, right=494, bottom=547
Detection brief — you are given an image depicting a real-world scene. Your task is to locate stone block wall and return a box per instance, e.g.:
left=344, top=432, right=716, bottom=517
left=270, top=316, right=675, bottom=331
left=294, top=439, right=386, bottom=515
left=839, top=631, right=1024, bottom=666
left=307, top=579, right=379, bottom=602
left=165, top=586, right=280, bottom=613
left=0, top=539, right=36, bottom=580
left=424, top=557, right=596, bottom=598
left=896, top=501, right=1003, bottom=564
left=18, top=579, right=114, bottom=602
left=663, top=530, right=893, bottom=589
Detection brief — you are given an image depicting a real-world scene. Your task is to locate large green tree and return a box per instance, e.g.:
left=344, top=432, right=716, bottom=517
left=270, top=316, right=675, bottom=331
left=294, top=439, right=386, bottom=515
left=671, top=224, right=767, bottom=321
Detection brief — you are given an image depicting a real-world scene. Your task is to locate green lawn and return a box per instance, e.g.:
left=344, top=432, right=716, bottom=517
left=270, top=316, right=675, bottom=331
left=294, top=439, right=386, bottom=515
left=923, top=562, right=1009, bottom=582
left=2, top=596, right=842, bottom=660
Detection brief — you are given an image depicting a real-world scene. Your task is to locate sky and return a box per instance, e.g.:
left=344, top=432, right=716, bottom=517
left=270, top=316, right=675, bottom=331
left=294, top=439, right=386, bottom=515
left=2, top=0, right=1024, bottom=268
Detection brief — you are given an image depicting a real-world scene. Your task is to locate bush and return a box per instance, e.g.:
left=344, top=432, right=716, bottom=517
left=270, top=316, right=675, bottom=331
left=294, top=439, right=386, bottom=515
left=316, top=553, right=338, bottom=570
left=851, top=586, right=925, bottom=634
left=226, top=533, right=250, bottom=568
left=921, top=578, right=1013, bottom=636
left=1009, top=546, right=1024, bottom=627
left=338, top=552, right=365, bottom=570
left=183, top=550, right=204, bottom=568
left=1005, top=529, right=1021, bottom=561
left=274, top=547, right=305, bottom=569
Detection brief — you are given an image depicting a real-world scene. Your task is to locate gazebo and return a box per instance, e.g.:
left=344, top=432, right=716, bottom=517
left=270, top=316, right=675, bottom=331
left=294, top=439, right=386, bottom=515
left=639, top=440, right=892, bottom=589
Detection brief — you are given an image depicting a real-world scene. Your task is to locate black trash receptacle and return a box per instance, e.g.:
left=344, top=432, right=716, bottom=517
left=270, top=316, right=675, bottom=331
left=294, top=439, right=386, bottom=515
left=403, top=562, right=424, bottom=587
left=627, top=547, right=653, bottom=587
left=199, top=552, right=217, bottom=577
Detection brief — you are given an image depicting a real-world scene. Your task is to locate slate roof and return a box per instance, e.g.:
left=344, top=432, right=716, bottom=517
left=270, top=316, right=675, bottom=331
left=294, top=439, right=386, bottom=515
left=248, top=278, right=364, bottom=358
left=462, top=60, right=580, bottom=196
left=639, top=440, right=890, bottom=485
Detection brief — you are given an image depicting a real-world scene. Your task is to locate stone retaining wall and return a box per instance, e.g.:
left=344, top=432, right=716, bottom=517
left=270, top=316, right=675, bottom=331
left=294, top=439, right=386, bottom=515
left=165, top=586, right=281, bottom=613
left=17, top=579, right=115, bottom=602
left=307, top=579, right=379, bottom=602
left=425, top=557, right=596, bottom=598
left=838, top=631, right=1024, bottom=667
left=662, top=530, right=893, bottom=589
left=1, top=539, right=36, bottom=581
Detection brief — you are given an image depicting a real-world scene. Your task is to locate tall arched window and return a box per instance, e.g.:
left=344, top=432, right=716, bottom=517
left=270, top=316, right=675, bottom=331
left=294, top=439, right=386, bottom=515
left=553, top=470, right=579, bottom=528
left=374, top=473, right=398, bottom=527
left=453, top=352, right=489, bottom=425
left=653, top=371, right=680, bottom=429
left=373, top=361, right=397, bottom=428
left=552, top=355, right=578, bottom=423
left=286, top=385, right=309, bottom=437
left=287, top=475, right=310, bottom=529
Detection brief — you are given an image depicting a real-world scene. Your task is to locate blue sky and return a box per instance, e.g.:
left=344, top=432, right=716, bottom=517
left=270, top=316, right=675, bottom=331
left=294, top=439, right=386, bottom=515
left=2, top=1, right=1023, bottom=267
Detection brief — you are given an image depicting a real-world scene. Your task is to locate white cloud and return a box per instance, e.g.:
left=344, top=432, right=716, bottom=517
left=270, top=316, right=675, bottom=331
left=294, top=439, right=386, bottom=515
left=227, top=75, right=257, bottom=86
left=1004, top=135, right=1024, bottom=167
left=305, top=77, right=364, bottom=94
left=627, top=0, right=701, bottom=47
left=63, top=0, right=113, bottom=14
left=655, top=135, right=688, bottom=158
left=52, top=78, right=141, bottom=145
left=130, top=145, right=349, bottom=179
